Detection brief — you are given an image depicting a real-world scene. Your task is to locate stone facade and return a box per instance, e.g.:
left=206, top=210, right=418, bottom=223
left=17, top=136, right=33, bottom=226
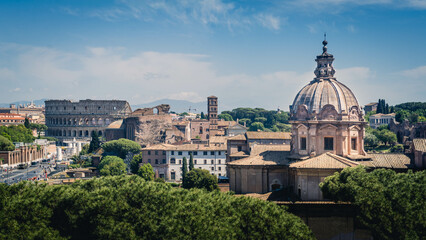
left=369, top=113, right=395, bottom=129
left=0, top=144, right=47, bottom=166
left=389, top=119, right=426, bottom=143
left=289, top=39, right=367, bottom=159
left=141, top=143, right=227, bottom=181
left=45, top=99, right=131, bottom=141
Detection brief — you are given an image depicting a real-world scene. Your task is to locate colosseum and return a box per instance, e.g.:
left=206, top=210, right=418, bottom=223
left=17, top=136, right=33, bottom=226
left=45, top=99, right=132, bottom=141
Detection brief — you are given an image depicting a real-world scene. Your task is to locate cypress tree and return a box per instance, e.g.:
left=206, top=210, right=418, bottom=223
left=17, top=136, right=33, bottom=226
left=88, top=131, right=100, bottom=153
left=385, top=103, right=389, bottom=114
left=189, top=152, right=194, bottom=171
left=182, top=157, right=188, bottom=182
left=24, top=118, right=30, bottom=129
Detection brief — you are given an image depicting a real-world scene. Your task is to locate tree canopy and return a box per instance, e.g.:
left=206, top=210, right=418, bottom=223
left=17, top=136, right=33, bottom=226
left=138, top=163, right=154, bottom=181
left=98, top=156, right=126, bottom=176
left=0, top=176, right=314, bottom=239
left=394, top=102, right=426, bottom=123
left=0, top=125, right=34, bottom=143
left=183, top=169, right=218, bottom=191
left=88, top=131, right=101, bottom=153
left=0, top=135, right=15, bottom=151
left=320, top=167, right=425, bottom=240
left=130, top=153, right=143, bottom=174
left=220, top=108, right=290, bottom=132
left=101, top=138, right=141, bottom=159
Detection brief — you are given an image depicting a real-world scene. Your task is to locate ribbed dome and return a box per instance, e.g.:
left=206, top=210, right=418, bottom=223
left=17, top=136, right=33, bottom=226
left=291, top=40, right=360, bottom=116
left=291, top=78, right=359, bottom=115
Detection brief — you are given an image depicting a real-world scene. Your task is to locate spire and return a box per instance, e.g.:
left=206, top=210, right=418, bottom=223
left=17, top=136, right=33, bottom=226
left=314, top=36, right=335, bottom=79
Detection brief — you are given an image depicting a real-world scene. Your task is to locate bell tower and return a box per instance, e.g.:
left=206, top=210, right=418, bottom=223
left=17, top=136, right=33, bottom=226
left=207, top=96, right=218, bottom=137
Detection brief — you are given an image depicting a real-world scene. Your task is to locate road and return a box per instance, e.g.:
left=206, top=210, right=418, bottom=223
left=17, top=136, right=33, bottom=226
left=1, top=162, right=55, bottom=184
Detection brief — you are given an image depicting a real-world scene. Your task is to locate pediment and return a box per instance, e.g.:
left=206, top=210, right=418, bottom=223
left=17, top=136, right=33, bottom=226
left=349, top=125, right=361, bottom=131
left=296, top=124, right=308, bottom=130
left=319, top=124, right=338, bottom=130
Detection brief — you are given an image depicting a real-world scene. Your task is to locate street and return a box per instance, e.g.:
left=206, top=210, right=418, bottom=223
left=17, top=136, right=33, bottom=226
left=1, top=162, right=54, bottom=185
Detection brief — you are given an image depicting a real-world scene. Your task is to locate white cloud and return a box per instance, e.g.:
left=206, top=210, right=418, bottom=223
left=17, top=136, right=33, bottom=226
left=9, top=88, right=21, bottom=92
left=401, top=65, right=426, bottom=78
left=1, top=43, right=424, bottom=109
left=60, top=0, right=286, bottom=32
left=255, top=14, right=281, bottom=30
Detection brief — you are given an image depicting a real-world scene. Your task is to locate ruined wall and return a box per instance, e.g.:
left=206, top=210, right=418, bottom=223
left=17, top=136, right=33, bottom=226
left=45, top=99, right=131, bottom=141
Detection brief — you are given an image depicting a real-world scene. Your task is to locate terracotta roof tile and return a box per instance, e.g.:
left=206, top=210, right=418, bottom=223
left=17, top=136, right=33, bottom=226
left=290, top=153, right=359, bottom=169
left=413, top=138, right=426, bottom=152
left=228, top=151, right=291, bottom=166
left=246, top=131, right=291, bottom=140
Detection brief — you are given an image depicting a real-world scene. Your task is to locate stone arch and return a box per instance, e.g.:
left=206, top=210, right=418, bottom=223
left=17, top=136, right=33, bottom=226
left=73, top=130, right=77, bottom=137
left=153, top=108, right=159, bottom=115
left=85, top=130, right=89, bottom=137
left=98, top=130, right=102, bottom=136
left=105, top=118, right=111, bottom=125
left=98, top=118, right=103, bottom=126
left=85, top=118, right=89, bottom=125
left=91, top=117, right=96, bottom=126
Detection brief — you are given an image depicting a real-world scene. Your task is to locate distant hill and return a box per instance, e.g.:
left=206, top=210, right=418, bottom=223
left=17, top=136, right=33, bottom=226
left=0, top=99, right=47, bottom=108
left=131, top=99, right=207, bottom=114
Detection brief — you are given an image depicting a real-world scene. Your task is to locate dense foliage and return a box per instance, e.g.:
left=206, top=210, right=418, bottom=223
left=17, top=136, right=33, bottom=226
left=364, top=126, right=397, bottom=148
left=394, top=102, right=426, bottom=123
left=0, top=135, right=15, bottom=151
left=0, top=176, right=314, bottom=239
left=183, top=169, right=218, bottom=191
left=182, top=156, right=188, bottom=182
left=130, top=153, right=143, bottom=174
left=138, top=163, right=155, bottom=181
left=320, top=167, right=426, bottom=240
left=88, top=131, right=101, bottom=153
left=0, top=125, right=34, bottom=143
left=98, top=156, right=126, bottom=176
left=220, top=108, right=291, bottom=132
left=101, top=138, right=141, bottom=159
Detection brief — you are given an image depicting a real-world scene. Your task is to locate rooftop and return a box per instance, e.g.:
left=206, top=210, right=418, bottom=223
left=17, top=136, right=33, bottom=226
left=413, top=138, right=426, bottom=152
left=246, top=131, right=291, bottom=140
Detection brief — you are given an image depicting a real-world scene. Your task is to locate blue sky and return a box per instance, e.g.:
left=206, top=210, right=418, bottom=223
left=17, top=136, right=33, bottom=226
left=0, top=0, right=425, bottom=111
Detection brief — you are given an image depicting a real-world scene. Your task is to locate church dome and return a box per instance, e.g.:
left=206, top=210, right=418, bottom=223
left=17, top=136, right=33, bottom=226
left=290, top=40, right=361, bottom=120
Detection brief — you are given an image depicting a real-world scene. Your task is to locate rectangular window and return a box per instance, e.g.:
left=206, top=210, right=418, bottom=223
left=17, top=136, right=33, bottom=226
left=210, top=151, right=214, bottom=155
left=155, top=151, right=158, bottom=155
left=218, top=160, right=221, bottom=164
left=218, top=167, right=221, bottom=171
left=237, top=146, right=242, bottom=151
left=179, top=160, right=182, bottom=164
left=351, top=138, right=357, bottom=150
left=218, top=173, right=221, bottom=177
left=211, top=167, right=214, bottom=171
left=148, top=151, right=151, bottom=155
left=178, top=151, right=182, bottom=155
left=162, top=159, right=166, bottom=164
left=211, top=160, right=214, bottom=164
left=171, top=172, right=175, bottom=180
left=148, top=159, right=151, bottom=163
left=171, top=151, right=174, bottom=155
left=170, top=158, right=176, bottom=164
left=194, top=160, right=197, bottom=164
left=204, top=160, right=207, bottom=164
left=218, top=151, right=221, bottom=155
left=193, top=151, right=198, bottom=155
left=301, top=137, right=307, bottom=150
left=155, top=159, right=159, bottom=164
left=163, top=151, right=166, bottom=155
left=324, top=137, right=334, bottom=151
left=203, top=151, right=208, bottom=155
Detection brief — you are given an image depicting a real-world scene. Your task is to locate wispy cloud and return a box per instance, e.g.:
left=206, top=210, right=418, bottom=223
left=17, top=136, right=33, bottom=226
left=60, top=0, right=286, bottom=31
left=401, top=65, right=426, bottom=78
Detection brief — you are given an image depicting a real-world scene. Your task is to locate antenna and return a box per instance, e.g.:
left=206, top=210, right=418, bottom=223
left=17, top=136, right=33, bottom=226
left=324, top=32, right=326, bottom=41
